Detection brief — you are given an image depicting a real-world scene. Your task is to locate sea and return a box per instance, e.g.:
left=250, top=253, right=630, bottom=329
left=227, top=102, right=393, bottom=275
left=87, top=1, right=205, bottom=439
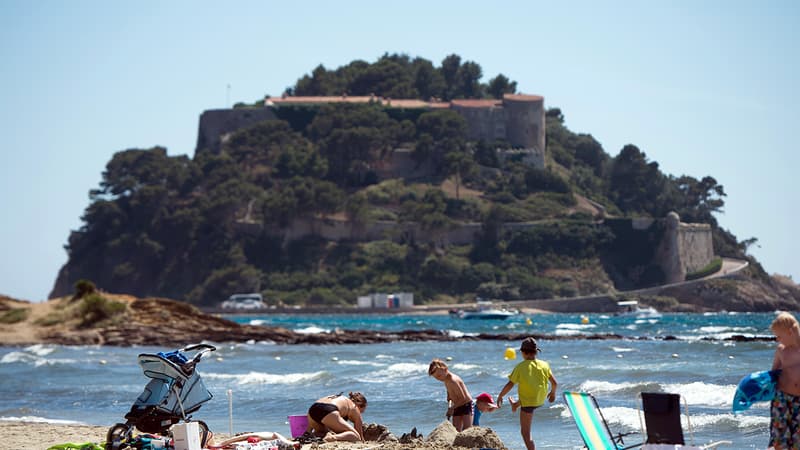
left=0, top=311, right=784, bottom=449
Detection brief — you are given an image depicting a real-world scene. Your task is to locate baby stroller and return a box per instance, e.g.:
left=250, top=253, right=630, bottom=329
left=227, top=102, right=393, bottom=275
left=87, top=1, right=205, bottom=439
left=106, top=343, right=217, bottom=450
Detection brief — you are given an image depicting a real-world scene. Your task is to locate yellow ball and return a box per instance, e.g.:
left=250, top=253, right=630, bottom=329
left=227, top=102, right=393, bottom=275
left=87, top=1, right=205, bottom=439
left=504, top=347, right=517, bottom=360
left=581, top=316, right=589, bottom=324
left=525, top=317, right=532, bottom=326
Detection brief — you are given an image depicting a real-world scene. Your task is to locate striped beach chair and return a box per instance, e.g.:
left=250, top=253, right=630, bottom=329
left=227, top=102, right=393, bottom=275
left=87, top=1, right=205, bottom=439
left=563, top=391, right=642, bottom=450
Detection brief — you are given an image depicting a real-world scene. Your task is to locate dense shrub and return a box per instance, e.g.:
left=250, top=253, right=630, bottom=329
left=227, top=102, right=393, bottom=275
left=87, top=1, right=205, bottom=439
left=77, top=294, right=126, bottom=327
left=686, top=257, right=723, bottom=281
left=0, top=308, right=29, bottom=324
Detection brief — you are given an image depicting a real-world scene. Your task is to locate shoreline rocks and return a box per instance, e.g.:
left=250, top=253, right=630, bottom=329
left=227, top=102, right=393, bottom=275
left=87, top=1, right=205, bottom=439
left=0, top=295, right=775, bottom=347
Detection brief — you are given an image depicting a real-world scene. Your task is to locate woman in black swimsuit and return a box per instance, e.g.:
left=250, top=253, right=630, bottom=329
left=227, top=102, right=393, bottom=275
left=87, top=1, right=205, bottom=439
left=307, top=392, right=367, bottom=442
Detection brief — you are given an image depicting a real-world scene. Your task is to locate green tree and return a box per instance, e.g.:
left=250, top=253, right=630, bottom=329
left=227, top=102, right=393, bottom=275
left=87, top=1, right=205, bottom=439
left=444, top=151, right=477, bottom=200
left=414, top=110, right=468, bottom=172
left=413, top=57, right=446, bottom=100
left=454, top=61, right=484, bottom=98
left=487, top=74, right=517, bottom=99
left=608, top=145, right=669, bottom=216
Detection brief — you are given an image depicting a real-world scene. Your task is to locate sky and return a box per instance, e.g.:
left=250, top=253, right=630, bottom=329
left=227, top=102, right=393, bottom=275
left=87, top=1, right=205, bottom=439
left=1, top=1, right=797, bottom=301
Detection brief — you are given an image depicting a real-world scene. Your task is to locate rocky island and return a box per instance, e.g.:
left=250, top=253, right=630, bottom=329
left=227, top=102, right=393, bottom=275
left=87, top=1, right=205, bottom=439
left=4, top=269, right=797, bottom=348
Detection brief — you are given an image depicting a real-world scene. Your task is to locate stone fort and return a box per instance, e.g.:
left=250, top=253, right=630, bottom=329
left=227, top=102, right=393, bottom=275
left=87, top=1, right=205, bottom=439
left=197, top=94, right=714, bottom=283
left=196, top=93, right=546, bottom=170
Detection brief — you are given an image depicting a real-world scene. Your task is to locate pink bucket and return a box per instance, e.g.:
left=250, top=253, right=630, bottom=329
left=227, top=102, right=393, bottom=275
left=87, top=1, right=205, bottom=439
left=287, top=414, right=309, bottom=438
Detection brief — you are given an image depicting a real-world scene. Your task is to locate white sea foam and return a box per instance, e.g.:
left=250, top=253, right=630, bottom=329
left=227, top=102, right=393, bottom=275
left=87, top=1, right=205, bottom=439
left=445, top=329, right=478, bottom=338
left=611, top=346, right=635, bottom=353
left=635, top=318, right=660, bottom=325
left=205, top=370, right=327, bottom=385
left=451, top=362, right=480, bottom=372
left=578, top=380, right=644, bottom=394
left=557, top=323, right=597, bottom=331
left=336, top=359, right=385, bottom=367
left=596, top=406, right=642, bottom=429
left=579, top=379, right=739, bottom=409
left=363, top=362, right=428, bottom=381
left=24, top=344, right=55, bottom=356
left=0, top=351, right=36, bottom=364
left=0, top=416, right=86, bottom=425
left=699, top=326, right=754, bottom=334
left=554, top=328, right=582, bottom=336
left=0, top=351, right=76, bottom=366
left=555, top=322, right=596, bottom=336
left=662, top=381, right=737, bottom=406
left=294, top=326, right=330, bottom=334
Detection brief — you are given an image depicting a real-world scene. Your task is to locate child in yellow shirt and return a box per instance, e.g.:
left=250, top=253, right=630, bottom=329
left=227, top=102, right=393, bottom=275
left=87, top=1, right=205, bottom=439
left=497, top=337, right=557, bottom=450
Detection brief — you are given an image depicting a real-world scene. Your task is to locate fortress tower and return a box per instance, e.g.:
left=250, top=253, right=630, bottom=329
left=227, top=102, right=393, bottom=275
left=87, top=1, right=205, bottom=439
left=502, top=94, right=545, bottom=152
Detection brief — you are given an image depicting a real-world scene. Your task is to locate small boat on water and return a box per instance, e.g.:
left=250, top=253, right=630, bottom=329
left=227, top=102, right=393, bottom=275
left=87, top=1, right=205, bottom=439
left=616, top=300, right=661, bottom=318
left=450, top=301, right=519, bottom=320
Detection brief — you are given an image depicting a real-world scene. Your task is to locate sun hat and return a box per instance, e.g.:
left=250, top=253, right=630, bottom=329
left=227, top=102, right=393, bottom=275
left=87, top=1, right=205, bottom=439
left=520, top=337, right=538, bottom=352
left=475, top=392, right=498, bottom=407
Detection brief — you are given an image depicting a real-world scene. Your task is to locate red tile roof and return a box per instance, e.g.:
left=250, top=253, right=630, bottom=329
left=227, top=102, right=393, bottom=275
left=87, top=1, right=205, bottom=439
left=503, top=93, right=544, bottom=102
left=451, top=99, right=503, bottom=108
left=267, top=95, right=377, bottom=105
left=265, top=94, right=542, bottom=108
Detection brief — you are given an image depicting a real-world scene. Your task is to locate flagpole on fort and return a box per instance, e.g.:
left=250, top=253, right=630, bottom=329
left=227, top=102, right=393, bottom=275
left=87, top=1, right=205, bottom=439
left=226, top=84, right=231, bottom=108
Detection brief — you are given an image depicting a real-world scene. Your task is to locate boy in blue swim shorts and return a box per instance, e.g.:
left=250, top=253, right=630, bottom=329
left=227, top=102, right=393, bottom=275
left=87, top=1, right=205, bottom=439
left=770, top=312, right=800, bottom=449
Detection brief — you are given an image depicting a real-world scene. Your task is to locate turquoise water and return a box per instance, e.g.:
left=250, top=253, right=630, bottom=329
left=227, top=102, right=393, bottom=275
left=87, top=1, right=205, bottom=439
left=0, top=312, right=781, bottom=449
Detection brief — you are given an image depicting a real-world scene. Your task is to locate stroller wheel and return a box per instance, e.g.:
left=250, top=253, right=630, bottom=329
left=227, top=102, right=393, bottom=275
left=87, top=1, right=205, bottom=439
left=105, top=423, right=132, bottom=450
left=197, top=420, right=212, bottom=447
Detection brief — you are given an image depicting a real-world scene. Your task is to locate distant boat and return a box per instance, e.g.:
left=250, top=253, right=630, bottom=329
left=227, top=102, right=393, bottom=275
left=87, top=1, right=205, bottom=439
left=451, top=301, right=519, bottom=320
left=616, top=300, right=661, bottom=318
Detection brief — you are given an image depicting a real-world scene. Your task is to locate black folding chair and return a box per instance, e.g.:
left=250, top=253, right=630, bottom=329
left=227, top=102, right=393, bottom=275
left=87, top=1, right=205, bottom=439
left=638, top=392, right=730, bottom=449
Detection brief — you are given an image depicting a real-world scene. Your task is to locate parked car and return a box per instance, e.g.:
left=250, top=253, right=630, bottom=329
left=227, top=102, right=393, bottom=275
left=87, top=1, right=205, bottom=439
left=220, top=293, right=266, bottom=310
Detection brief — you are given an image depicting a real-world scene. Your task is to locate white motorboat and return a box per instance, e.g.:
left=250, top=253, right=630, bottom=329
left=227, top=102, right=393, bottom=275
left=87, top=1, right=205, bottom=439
left=452, top=301, right=519, bottom=320
left=616, top=300, right=661, bottom=318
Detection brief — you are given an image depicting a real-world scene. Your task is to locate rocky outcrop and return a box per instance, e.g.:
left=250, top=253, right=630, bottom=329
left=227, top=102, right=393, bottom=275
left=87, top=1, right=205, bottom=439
left=0, top=294, right=778, bottom=347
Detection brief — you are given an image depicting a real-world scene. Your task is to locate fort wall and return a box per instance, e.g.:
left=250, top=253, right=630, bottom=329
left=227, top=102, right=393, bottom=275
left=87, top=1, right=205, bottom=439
left=677, top=222, right=714, bottom=273
left=502, top=94, right=546, bottom=152
left=252, top=211, right=715, bottom=285
left=196, top=108, right=277, bottom=153
left=195, top=94, right=546, bottom=159
left=652, top=212, right=713, bottom=283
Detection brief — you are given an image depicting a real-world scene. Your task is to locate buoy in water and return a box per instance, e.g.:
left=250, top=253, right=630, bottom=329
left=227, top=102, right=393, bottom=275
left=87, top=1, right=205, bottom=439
left=504, top=347, right=517, bottom=360
left=581, top=316, right=589, bottom=324
left=525, top=317, right=532, bottom=326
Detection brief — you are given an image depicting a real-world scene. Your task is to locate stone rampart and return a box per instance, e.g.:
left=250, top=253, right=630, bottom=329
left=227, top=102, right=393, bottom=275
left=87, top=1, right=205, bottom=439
left=502, top=94, right=546, bottom=152
left=195, top=94, right=546, bottom=161
left=372, top=148, right=435, bottom=180
left=450, top=101, right=506, bottom=143
left=677, top=222, right=714, bottom=273
left=277, top=217, right=485, bottom=246
left=196, top=108, right=277, bottom=153
left=652, top=212, right=713, bottom=283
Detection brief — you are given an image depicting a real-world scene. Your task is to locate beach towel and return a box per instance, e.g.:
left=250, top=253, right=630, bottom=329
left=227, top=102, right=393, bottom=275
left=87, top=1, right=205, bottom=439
left=46, top=443, right=104, bottom=450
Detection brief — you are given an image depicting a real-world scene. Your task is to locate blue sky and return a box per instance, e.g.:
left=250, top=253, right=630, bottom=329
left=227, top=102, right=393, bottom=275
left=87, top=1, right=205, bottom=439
left=1, top=1, right=797, bottom=301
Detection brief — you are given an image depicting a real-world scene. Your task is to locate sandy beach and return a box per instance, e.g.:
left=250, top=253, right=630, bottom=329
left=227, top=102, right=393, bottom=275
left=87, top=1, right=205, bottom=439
left=0, top=420, right=505, bottom=450
left=0, top=421, right=109, bottom=450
